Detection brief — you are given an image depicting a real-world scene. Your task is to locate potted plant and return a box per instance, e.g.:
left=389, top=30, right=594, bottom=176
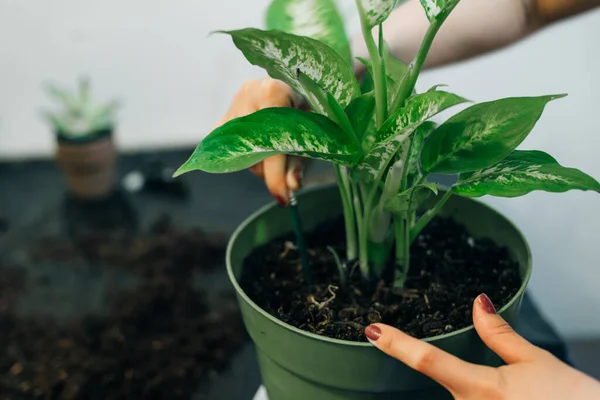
left=43, top=77, right=120, bottom=200
left=174, top=0, right=600, bottom=398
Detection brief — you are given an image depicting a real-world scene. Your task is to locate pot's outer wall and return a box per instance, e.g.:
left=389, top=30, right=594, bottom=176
left=227, top=184, right=532, bottom=399
left=55, top=134, right=117, bottom=199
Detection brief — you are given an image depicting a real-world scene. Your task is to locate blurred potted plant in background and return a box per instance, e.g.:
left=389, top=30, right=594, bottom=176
left=43, top=77, right=120, bottom=199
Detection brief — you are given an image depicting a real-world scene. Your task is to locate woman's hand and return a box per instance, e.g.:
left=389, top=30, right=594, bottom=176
left=214, top=77, right=305, bottom=207
left=365, top=294, right=600, bottom=399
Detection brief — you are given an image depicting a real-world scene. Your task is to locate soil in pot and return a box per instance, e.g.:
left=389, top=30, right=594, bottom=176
left=240, top=216, right=522, bottom=342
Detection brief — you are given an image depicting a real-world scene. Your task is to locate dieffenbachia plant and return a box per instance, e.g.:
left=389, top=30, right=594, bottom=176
left=175, top=0, right=600, bottom=287
left=43, top=77, right=120, bottom=140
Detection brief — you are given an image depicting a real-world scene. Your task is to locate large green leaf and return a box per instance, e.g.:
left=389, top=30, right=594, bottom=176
left=173, top=108, right=362, bottom=176
left=266, top=0, right=352, bottom=64
left=221, top=29, right=360, bottom=111
left=421, top=95, right=566, bottom=174
left=358, top=0, right=399, bottom=27
left=345, top=92, right=376, bottom=138
left=356, top=90, right=467, bottom=181
left=453, top=150, right=600, bottom=198
left=418, top=0, right=460, bottom=22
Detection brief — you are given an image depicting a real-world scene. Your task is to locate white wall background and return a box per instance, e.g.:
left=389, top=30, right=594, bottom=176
left=0, top=0, right=598, bottom=338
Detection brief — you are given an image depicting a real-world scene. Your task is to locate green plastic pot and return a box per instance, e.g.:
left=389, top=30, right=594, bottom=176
left=226, top=183, right=532, bottom=400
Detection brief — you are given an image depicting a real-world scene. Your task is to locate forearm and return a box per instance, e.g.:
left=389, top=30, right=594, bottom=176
left=352, top=0, right=600, bottom=74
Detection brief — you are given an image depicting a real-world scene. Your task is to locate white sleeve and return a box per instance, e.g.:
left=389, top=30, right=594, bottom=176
left=351, top=0, right=534, bottom=71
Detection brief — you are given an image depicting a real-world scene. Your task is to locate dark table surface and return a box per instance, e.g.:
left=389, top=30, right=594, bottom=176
left=0, top=148, right=571, bottom=399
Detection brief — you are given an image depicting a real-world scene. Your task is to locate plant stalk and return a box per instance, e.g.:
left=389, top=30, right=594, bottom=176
left=335, top=166, right=358, bottom=260
left=391, top=18, right=444, bottom=111
left=356, top=1, right=387, bottom=127
left=297, top=74, right=359, bottom=262
left=410, top=189, right=453, bottom=243
left=393, top=217, right=410, bottom=288
left=289, top=193, right=313, bottom=285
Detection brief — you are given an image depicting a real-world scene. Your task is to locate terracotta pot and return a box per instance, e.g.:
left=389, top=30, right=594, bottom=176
left=55, top=130, right=117, bottom=199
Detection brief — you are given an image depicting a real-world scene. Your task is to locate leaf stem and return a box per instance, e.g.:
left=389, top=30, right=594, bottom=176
left=327, top=246, right=347, bottom=289
left=356, top=1, right=387, bottom=127
left=393, top=217, right=410, bottom=288
left=335, top=166, right=358, bottom=260
left=410, top=189, right=453, bottom=243
left=391, top=18, right=444, bottom=111
left=290, top=194, right=313, bottom=284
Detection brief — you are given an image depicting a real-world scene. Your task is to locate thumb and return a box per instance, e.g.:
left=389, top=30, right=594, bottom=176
left=473, top=293, right=543, bottom=364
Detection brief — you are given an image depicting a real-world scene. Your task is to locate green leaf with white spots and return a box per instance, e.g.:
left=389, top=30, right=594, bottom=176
left=345, top=92, right=376, bottom=138
left=173, top=108, right=362, bottom=176
left=384, top=182, right=438, bottom=216
left=452, top=150, right=600, bottom=198
left=374, top=90, right=467, bottom=147
left=356, top=90, right=467, bottom=181
left=266, top=0, right=352, bottom=64
left=221, top=29, right=360, bottom=111
left=421, top=95, right=566, bottom=174
left=404, top=121, right=435, bottom=187
left=418, top=0, right=460, bottom=22
left=356, top=121, right=436, bottom=183
left=358, top=0, right=399, bottom=27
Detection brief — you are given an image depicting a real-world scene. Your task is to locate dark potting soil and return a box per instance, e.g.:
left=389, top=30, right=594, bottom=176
left=0, top=215, right=245, bottom=400
left=241, top=216, right=522, bottom=342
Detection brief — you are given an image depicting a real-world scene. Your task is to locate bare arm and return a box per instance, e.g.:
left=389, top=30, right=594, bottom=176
left=352, top=0, right=600, bottom=74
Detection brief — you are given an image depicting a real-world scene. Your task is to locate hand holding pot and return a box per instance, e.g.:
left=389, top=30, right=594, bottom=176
left=215, top=77, right=306, bottom=206
left=365, top=294, right=600, bottom=399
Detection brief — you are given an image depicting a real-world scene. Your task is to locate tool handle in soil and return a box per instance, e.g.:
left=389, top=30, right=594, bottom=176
left=289, top=193, right=313, bottom=284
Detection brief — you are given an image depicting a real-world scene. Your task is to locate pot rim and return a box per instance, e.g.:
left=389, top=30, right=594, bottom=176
left=226, top=182, right=532, bottom=348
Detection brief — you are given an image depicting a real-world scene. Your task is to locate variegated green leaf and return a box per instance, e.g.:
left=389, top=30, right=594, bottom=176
left=173, top=108, right=362, bottom=176
left=221, top=29, right=360, bottom=111
left=419, top=0, right=460, bottom=22
left=356, top=90, right=467, bottom=181
left=266, top=0, right=352, bottom=64
left=345, top=92, right=376, bottom=138
left=421, top=95, right=565, bottom=174
left=384, top=182, right=438, bottom=216
left=358, top=0, right=399, bottom=27
left=404, top=121, right=435, bottom=187
left=373, top=90, right=467, bottom=147
left=356, top=121, right=436, bottom=182
left=453, top=150, right=600, bottom=198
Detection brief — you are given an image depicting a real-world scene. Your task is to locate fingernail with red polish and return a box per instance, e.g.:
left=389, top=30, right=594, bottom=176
left=274, top=195, right=287, bottom=208
left=365, top=325, right=382, bottom=342
left=478, top=294, right=497, bottom=314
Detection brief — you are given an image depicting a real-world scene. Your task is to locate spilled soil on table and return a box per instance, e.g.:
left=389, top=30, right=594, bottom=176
left=0, top=215, right=245, bottom=399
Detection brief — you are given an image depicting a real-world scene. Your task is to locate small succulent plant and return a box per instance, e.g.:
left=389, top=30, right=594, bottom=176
left=43, top=76, right=120, bottom=140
